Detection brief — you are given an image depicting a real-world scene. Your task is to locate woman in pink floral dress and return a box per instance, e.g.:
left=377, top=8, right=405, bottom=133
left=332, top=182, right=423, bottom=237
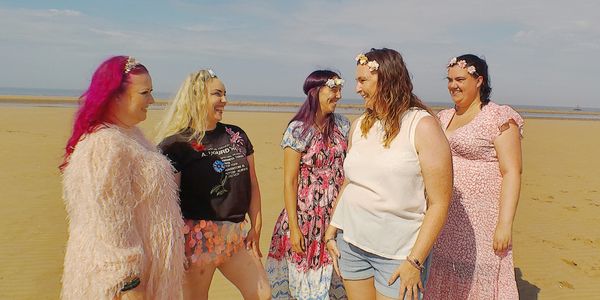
left=424, top=54, right=524, bottom=299
left=266, top=70, right=349, bottom=300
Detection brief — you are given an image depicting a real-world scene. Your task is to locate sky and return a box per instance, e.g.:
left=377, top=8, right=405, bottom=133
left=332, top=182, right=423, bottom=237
left=1, top=0, right=599, bottom=108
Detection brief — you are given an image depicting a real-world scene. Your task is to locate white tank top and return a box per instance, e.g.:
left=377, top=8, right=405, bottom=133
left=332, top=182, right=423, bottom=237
left=330, top=108, right=430, bottom=259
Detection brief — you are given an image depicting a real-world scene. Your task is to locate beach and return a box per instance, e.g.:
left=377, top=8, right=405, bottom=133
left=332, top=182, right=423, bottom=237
left=0, top=105, right=599, bottom=299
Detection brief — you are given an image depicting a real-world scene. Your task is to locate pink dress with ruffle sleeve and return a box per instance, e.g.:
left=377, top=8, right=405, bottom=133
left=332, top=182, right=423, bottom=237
left=424, top=102, right=524, bottom=300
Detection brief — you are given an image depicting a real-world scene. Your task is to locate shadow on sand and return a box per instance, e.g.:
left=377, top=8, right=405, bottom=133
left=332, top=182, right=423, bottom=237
left=515, top=268, right=541, bottom=300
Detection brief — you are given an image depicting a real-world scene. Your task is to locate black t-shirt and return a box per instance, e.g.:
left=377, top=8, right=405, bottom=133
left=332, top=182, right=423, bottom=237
left=159, top=123, right=254, bottom=222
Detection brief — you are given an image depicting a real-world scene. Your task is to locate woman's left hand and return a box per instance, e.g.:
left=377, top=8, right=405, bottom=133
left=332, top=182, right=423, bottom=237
left=493, top=222, right=512, bottom=255
left=245, top=227, right=262, bottom=258
left=388, top=261, right=422, bottom=300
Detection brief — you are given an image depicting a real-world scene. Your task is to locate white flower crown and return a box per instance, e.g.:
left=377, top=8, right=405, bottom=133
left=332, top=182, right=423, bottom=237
left=356, top=53, right=379, bottom=71
left=207, top=69, right=217, bottom=78
left=447, top=57, right=477, bottom=75
left=124, top=56, right=140, bottom=74
left=325, top=78, right=344, bottom=88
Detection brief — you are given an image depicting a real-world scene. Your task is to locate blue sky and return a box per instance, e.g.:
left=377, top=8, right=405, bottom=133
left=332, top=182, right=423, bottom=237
left=1, top=0, right=599, bottom=107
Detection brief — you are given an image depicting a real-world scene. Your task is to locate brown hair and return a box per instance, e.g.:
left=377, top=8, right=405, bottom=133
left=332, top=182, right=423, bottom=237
left=359, top=48, right=433, bottom=147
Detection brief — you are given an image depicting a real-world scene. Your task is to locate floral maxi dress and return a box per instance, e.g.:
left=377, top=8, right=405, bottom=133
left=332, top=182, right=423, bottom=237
left=267, top=114, right=349, bottom=300
left=424, top=102, right=524, bottom=300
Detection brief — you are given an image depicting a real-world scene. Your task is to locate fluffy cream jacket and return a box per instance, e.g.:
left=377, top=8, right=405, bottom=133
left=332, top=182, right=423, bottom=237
left=61, top=125, right=184, bottom=299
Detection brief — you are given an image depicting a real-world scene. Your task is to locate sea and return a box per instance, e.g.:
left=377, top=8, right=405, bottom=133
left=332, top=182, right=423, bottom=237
left=1, top=87, right=599, bottom=120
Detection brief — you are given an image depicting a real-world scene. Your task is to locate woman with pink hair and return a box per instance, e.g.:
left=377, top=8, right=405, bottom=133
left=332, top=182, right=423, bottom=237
left=60, top=56, right=185, bottom=299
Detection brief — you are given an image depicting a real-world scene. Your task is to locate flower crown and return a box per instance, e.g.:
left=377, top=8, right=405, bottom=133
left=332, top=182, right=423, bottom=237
left=447, top=57, right=477, bottom=75
left=124, top=56, right=140, bottom=74
left=325, top=78, right=344, bottom=88
left=207, top=69, right=217, bottom=78
left=355, top=53, right=379, bottom=71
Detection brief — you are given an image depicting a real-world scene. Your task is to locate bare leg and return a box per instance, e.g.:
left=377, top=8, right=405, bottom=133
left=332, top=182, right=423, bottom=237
left=218, top=249, right=272, bottom=300
left=344, top=277, right=377, bottom=300
left=183, top=263, right=217, bottom=300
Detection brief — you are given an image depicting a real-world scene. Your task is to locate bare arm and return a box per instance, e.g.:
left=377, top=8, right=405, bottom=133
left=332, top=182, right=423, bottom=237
left=410, top=116, right=453, bottom=263
left=246, top=154, right=263, bottom=257
left=390, top=116, right=453, bottom=299
left=283, top=147, right=305, bottom=253
left=283, top=148, right=302, bottom=229
left=493, top=121, right=522, bottom=254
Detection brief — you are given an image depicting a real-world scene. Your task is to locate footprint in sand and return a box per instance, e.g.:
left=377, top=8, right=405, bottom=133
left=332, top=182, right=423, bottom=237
left=559, top=281, right=575, bottom=289
left=585, top=198, right=600, bottom=207
left=564, top=205, right=578, bottom=211
left=540, top=239, right=565, bottom=250
left=561, top=258, right=578, bottom=267
left=571, top=237, right=596, bottom=248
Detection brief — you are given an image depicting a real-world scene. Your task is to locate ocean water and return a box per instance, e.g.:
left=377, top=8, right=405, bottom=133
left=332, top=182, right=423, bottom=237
left=1, top=87, right=599, bottom=120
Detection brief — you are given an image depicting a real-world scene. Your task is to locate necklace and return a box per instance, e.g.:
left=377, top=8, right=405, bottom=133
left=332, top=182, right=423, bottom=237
left=314, top=122, right=326, bottom=132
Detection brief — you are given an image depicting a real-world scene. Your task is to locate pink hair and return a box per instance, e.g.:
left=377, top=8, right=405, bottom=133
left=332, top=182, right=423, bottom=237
left=59, top=55, right=148, bottom=171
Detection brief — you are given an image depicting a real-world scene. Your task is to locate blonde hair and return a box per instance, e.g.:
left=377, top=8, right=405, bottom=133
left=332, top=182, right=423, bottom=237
left=156, top=70, right=217, bottom=143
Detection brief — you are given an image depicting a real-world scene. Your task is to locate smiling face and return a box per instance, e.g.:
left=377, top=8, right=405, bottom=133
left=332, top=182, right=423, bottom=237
left=205, top=78, right=227, bottom=126
left=110, top=73, right=154, bottom=127
left=355, top=64, right=378, bottom=110
left=447, top=65, right=483, bottom=108
left=318, top=78, right=342, bottom=115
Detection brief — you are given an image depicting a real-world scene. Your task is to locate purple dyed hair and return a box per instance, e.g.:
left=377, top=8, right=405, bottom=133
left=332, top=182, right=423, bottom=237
left=59, top=55, right=148, bottom=171
left=289, top=70, right=341, bottom=144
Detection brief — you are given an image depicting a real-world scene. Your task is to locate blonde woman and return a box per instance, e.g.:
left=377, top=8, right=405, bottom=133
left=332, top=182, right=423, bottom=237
left=157, top=69, right=271, bottom=300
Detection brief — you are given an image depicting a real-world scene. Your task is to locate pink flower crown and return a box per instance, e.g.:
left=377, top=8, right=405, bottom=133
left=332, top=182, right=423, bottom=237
left=447, top=57, right=477, bottom=75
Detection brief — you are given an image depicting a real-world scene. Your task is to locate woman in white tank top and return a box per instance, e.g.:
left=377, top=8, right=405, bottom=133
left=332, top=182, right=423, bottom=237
left=324, top=48, right=453, bottom=300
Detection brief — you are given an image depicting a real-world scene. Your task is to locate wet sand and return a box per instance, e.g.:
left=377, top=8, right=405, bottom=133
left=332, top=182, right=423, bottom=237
left=0, top=106, right=598, bottom=299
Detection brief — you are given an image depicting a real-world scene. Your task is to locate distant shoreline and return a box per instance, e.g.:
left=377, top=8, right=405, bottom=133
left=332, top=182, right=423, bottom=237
left=1, top=94, right=599, bottom=117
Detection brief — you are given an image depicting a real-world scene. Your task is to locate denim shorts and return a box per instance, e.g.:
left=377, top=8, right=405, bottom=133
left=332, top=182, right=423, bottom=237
left=336, top=231, right=429, bottom=299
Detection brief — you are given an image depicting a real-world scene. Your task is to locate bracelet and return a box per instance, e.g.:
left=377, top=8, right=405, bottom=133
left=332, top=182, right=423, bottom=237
left=121, top=277, right=141, bottom=292
left=406, top=256, right=424, bottom=273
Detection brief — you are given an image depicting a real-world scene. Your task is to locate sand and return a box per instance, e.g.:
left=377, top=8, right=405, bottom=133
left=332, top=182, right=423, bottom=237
left=0, top=106, right=599, bottom=299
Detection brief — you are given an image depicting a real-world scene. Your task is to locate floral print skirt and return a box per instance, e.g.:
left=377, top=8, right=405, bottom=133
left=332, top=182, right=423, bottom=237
left=183, top=219, right=247, bottom=267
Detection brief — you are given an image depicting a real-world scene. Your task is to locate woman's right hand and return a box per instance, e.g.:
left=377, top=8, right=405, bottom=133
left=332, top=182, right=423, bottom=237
left=290, top=225, right=305, bottom=254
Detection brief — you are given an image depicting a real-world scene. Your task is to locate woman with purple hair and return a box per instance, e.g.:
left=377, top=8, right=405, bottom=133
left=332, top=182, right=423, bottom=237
left=266, top=70, right=349, bottom=299
left=59, top=56, right=184, bottom=299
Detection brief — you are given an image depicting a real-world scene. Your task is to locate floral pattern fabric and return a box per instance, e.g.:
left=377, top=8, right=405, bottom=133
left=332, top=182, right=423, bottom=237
left=267, top=114, right=350, bottom=300
left=424, top=102, right=524, bottom=300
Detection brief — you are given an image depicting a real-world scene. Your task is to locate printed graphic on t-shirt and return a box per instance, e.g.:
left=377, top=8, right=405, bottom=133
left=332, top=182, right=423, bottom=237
left=210, top=159, right=228, bottom=196
left=204, top=126, right=249, bottom=196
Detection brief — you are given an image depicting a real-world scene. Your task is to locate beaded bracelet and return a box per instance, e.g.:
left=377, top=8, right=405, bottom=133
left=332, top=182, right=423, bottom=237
left=121, top=277, right=141, bottom=292
left=406, top=256, right=424, bottom=272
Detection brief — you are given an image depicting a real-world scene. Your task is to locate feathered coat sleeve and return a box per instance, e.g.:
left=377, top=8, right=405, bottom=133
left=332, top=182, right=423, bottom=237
left=80, top=130, right=144, bottom=293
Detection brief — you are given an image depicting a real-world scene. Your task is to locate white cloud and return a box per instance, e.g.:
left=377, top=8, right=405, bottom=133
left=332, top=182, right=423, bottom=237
left=46, top=9, right=82, bottom=17
left=89, top=28, right=130, bottom=38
